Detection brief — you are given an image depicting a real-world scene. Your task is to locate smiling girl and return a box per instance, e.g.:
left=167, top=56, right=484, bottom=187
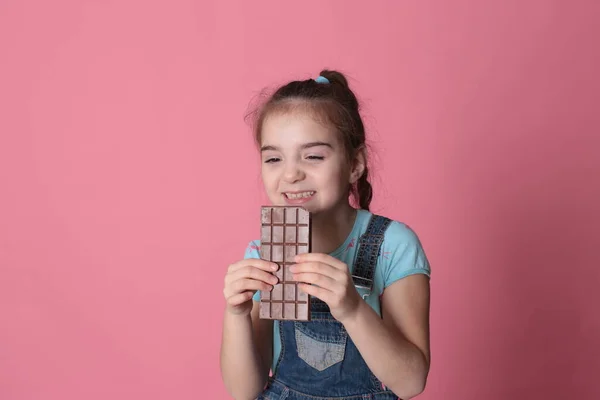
left=220, top=70, right=431, bottom=400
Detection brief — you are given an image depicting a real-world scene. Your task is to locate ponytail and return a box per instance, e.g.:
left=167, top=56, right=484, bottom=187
left=355, top=166, right=373, bottom=211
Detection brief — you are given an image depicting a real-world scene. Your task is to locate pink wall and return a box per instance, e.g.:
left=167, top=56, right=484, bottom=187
left=1, top=1, right=599, bottom=399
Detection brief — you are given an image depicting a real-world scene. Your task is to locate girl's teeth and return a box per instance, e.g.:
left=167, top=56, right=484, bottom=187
left=286, top=191, right=314, bottom=199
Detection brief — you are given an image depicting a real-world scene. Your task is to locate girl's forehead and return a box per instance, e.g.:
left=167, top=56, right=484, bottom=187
left=261, top=111, right=337, bottom=143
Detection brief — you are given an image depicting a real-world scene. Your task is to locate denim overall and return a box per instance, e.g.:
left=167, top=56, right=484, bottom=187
left=258, top=215, right=398, bottom=400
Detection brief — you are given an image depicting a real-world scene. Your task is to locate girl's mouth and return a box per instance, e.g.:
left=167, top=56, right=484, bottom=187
left=282, top=191, right=315, bottom=204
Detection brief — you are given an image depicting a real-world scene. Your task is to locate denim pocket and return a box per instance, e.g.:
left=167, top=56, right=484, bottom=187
left=257, top=392, right=286, bottom=400
left=294, top=312, right=347, bottom=371
left=257, top=394, right=280, bottom=400
left=257, top=385, right=288, bottom=400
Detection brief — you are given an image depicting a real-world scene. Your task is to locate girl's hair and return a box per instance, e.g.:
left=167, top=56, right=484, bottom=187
left=247, top=69, right=373, bottom=211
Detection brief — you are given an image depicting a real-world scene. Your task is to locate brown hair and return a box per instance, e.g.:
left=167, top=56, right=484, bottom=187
left=246, top=69, right=373, bottom=211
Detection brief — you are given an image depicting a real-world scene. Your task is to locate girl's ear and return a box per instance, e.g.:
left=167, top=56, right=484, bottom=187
left=349, top=146, right=366, bottom=184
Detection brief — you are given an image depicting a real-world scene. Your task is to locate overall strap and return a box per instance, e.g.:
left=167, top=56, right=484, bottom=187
left=352, top=214, right=392, bottom=298
left=310, top=214, right=392, bottom=313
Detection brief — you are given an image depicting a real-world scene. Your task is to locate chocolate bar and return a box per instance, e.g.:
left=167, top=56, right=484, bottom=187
left=259, top=206, right=311, bottom=321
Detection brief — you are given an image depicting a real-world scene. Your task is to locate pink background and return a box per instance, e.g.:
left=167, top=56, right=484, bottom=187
left=1, top=1, right=599, bottom=399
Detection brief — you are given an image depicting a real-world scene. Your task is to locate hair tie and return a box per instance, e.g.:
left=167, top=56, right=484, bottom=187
left=314, top=76, right=330, bottom=84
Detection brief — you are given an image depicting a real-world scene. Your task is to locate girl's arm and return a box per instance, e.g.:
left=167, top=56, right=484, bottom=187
left=220, top=301, right=273, bottom=400
left=341, top=274, right=430, bottom=399
left=291, top=252, right=430, bottom=399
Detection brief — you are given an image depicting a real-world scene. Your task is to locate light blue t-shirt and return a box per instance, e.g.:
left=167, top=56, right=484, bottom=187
left=244, top=209, right=431, bottom=373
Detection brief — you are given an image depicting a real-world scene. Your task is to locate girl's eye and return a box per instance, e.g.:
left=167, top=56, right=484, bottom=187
left=264, top=157, right=280, bottom=164
left=306, top=155, right=324, bottom=160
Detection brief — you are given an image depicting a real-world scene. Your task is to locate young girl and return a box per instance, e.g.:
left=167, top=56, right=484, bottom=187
left=220, top=70, right=431, bottom=400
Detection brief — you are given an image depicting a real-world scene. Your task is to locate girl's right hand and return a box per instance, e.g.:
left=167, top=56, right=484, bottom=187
left=223, top=259, right=279, bottom=316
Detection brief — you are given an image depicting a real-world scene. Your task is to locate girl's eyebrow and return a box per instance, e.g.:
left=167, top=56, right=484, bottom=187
left=260, top=142, right=333, bottom=152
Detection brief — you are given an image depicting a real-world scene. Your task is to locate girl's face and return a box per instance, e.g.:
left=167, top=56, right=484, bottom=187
left=259, top=111, right=363, bottom=215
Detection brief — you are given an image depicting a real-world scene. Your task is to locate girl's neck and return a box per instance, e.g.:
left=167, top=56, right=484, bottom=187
left=310, top=203, right=358, bottom=255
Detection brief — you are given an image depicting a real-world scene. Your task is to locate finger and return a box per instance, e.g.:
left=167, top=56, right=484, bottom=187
left=292, top=272, right=337, bottom=291
left=298, top=283, right=333, bottom=304
left=290, top=262, right=343, bottom=280
left=294, top=253, right=346, bottom=270
left=226, top=265, right=279, bottom=286
left=228, top=258, right=279, bottom=273
left=225, top=279, right=272, bottom=299
left=230, top=278, right=273, bottom=296
left=226, top=291, right=256, bottom=306
left=228, top=266, right=279, bottom=286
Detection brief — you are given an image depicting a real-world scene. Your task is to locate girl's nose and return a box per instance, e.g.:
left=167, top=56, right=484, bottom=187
left=282, top=163, right=305, bottom=183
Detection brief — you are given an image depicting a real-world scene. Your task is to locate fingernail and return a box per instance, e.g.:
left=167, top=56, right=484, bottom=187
left=272, top=263, right=278, bottom=270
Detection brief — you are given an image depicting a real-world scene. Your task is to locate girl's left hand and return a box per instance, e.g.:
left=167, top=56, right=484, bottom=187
left=290, top=253, right=362, bottom=323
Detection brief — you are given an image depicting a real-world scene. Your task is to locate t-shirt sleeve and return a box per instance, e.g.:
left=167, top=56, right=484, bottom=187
left=242, top=240, right=263, bottom=302
left=381, top=222, right=431, bottom=288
